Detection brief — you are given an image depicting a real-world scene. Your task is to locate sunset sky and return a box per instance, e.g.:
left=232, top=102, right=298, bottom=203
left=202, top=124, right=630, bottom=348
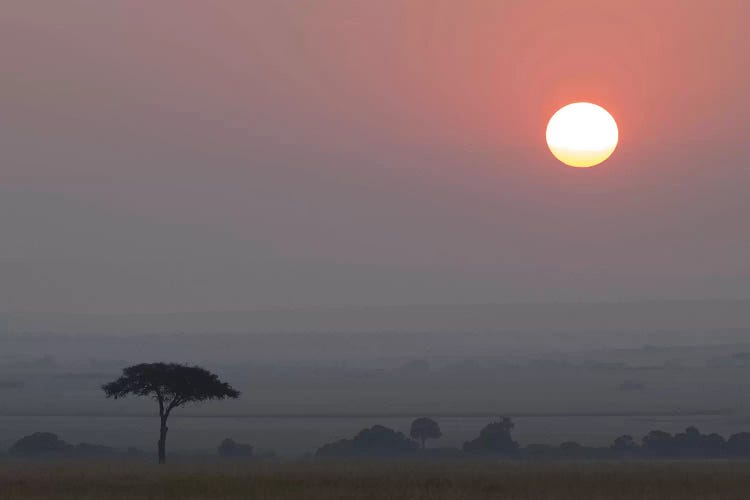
left=1, top=1, right=749, bottom=313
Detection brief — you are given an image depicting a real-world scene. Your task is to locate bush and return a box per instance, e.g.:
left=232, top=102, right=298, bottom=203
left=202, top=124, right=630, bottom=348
left=218, top=438, right=254, bottom=459
left=9, top=432, right=73, bottom=456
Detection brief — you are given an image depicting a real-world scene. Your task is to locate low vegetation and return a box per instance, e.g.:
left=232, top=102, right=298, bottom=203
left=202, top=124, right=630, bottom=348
left=2, top=461, right=750, bottom=499
left=4, top=361, right=750, bottom=498
left=11, top=421, right=750, bottom=462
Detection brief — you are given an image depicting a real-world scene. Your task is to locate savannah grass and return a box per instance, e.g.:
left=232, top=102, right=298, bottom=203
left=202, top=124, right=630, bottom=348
left=2, top=460, right=750, bottom=499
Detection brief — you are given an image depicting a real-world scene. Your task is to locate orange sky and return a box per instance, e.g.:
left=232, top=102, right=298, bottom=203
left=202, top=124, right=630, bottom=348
left=0, top=1, right=749, bottom=311
left=236, top=1, right=748, bottom=153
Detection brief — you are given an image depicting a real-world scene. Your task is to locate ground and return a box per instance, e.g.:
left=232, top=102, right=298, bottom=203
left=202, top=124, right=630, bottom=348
left=2, top=461, right=750, bottom=499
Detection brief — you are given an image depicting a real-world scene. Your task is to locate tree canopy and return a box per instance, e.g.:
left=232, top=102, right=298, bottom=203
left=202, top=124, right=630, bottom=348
left=410, top=417, right=442, bottom=449
left=103, top=362, right=239, bottom=413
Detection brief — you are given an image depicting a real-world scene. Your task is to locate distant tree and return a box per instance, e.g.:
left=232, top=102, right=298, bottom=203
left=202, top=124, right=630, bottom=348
left=673, top=426, right=702, bottom=456
left=316, top=425, right=418, bottom=457
left=727, top=432, right=750, bottom=456
left=642, top=430, right=674, bottom=456
left=218, top=438, right=254, bottom=459
left=672, top=426, right=725, bottom=458
left=611, top=434, right=638, bottom=451
left=701, top=433, right=727, bottom=457
left=102, top=363, right=239, bottom=464
left=9, top=432, right=122, bottom=458
left=9, top=432, right=72, bottom=456
left=463, top=417, right=519, bottom=455
left=410, top=417, right=442, bottom=449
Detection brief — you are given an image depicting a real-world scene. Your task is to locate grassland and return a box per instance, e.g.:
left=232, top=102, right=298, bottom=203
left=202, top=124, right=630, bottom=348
left=2, top=460, right=750, bottom=499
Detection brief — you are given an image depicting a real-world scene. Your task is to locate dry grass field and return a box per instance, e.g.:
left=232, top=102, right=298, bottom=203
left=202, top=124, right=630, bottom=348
left=2, top=460, right=750, bottom=499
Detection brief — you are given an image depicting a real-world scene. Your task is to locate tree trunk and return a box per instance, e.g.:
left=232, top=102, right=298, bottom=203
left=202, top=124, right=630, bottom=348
left=421, top=437, right=426, bottom=450
left=158, top=418, right=168, bottom=464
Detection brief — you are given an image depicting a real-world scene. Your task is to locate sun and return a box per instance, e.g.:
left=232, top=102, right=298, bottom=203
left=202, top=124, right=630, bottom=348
left=546, top=102, right=619, bottom=168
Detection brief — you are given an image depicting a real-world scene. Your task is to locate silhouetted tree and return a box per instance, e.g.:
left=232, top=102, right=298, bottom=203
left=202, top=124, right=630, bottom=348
left=701, top=433, right=726, bottom=456
left=611, top=434, right=638, bottom=452
left=410, top=417, right=442, bottom=449
left=9, top=432, right=122, bottom=458
left=102, top=363, right=239, bottom=464
left=727, top=432, right=750, bottom=456
left=463, top=417, right=519, bottom=455
left=218, top=438, right=254, bottom=459
left=673, top=426, right=701, bottom=455
left=672, top=426, right=725, bottom=458
left=316, top=425, right=418, bottom=457
left=642, top=430, right=674, bottom=456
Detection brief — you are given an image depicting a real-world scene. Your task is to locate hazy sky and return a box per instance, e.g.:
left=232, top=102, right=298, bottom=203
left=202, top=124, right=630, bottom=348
left=1, top=1, right=749, bottom=313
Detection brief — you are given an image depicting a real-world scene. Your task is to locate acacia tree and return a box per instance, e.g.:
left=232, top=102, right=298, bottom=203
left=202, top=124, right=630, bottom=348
left=103, top=363, right=240, bottom=464
left=409, top=417, right=442, bottom=449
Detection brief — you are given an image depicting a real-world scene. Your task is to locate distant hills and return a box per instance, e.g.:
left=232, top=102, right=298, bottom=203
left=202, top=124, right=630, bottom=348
left=3, top=300, right=750, bottom=335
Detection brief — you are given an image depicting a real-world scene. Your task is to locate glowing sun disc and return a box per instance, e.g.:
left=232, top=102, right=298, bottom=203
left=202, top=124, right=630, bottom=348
left=546, top=102, right=618, bottom=168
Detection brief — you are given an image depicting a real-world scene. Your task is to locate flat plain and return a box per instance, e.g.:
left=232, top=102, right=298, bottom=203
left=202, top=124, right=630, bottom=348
left=2, top=461, right=750, bottom=499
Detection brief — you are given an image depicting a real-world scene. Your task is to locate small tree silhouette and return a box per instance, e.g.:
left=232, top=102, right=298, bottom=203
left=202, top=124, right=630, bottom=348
left=611, top=434, right=638, bottom=451
left=409, top=417, right=442, bottom=449
left=218, top=438, right=254, bottom=459
left=463, top=417, right=519, bottom=455
left=102, top=362, right=239, bottom=464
